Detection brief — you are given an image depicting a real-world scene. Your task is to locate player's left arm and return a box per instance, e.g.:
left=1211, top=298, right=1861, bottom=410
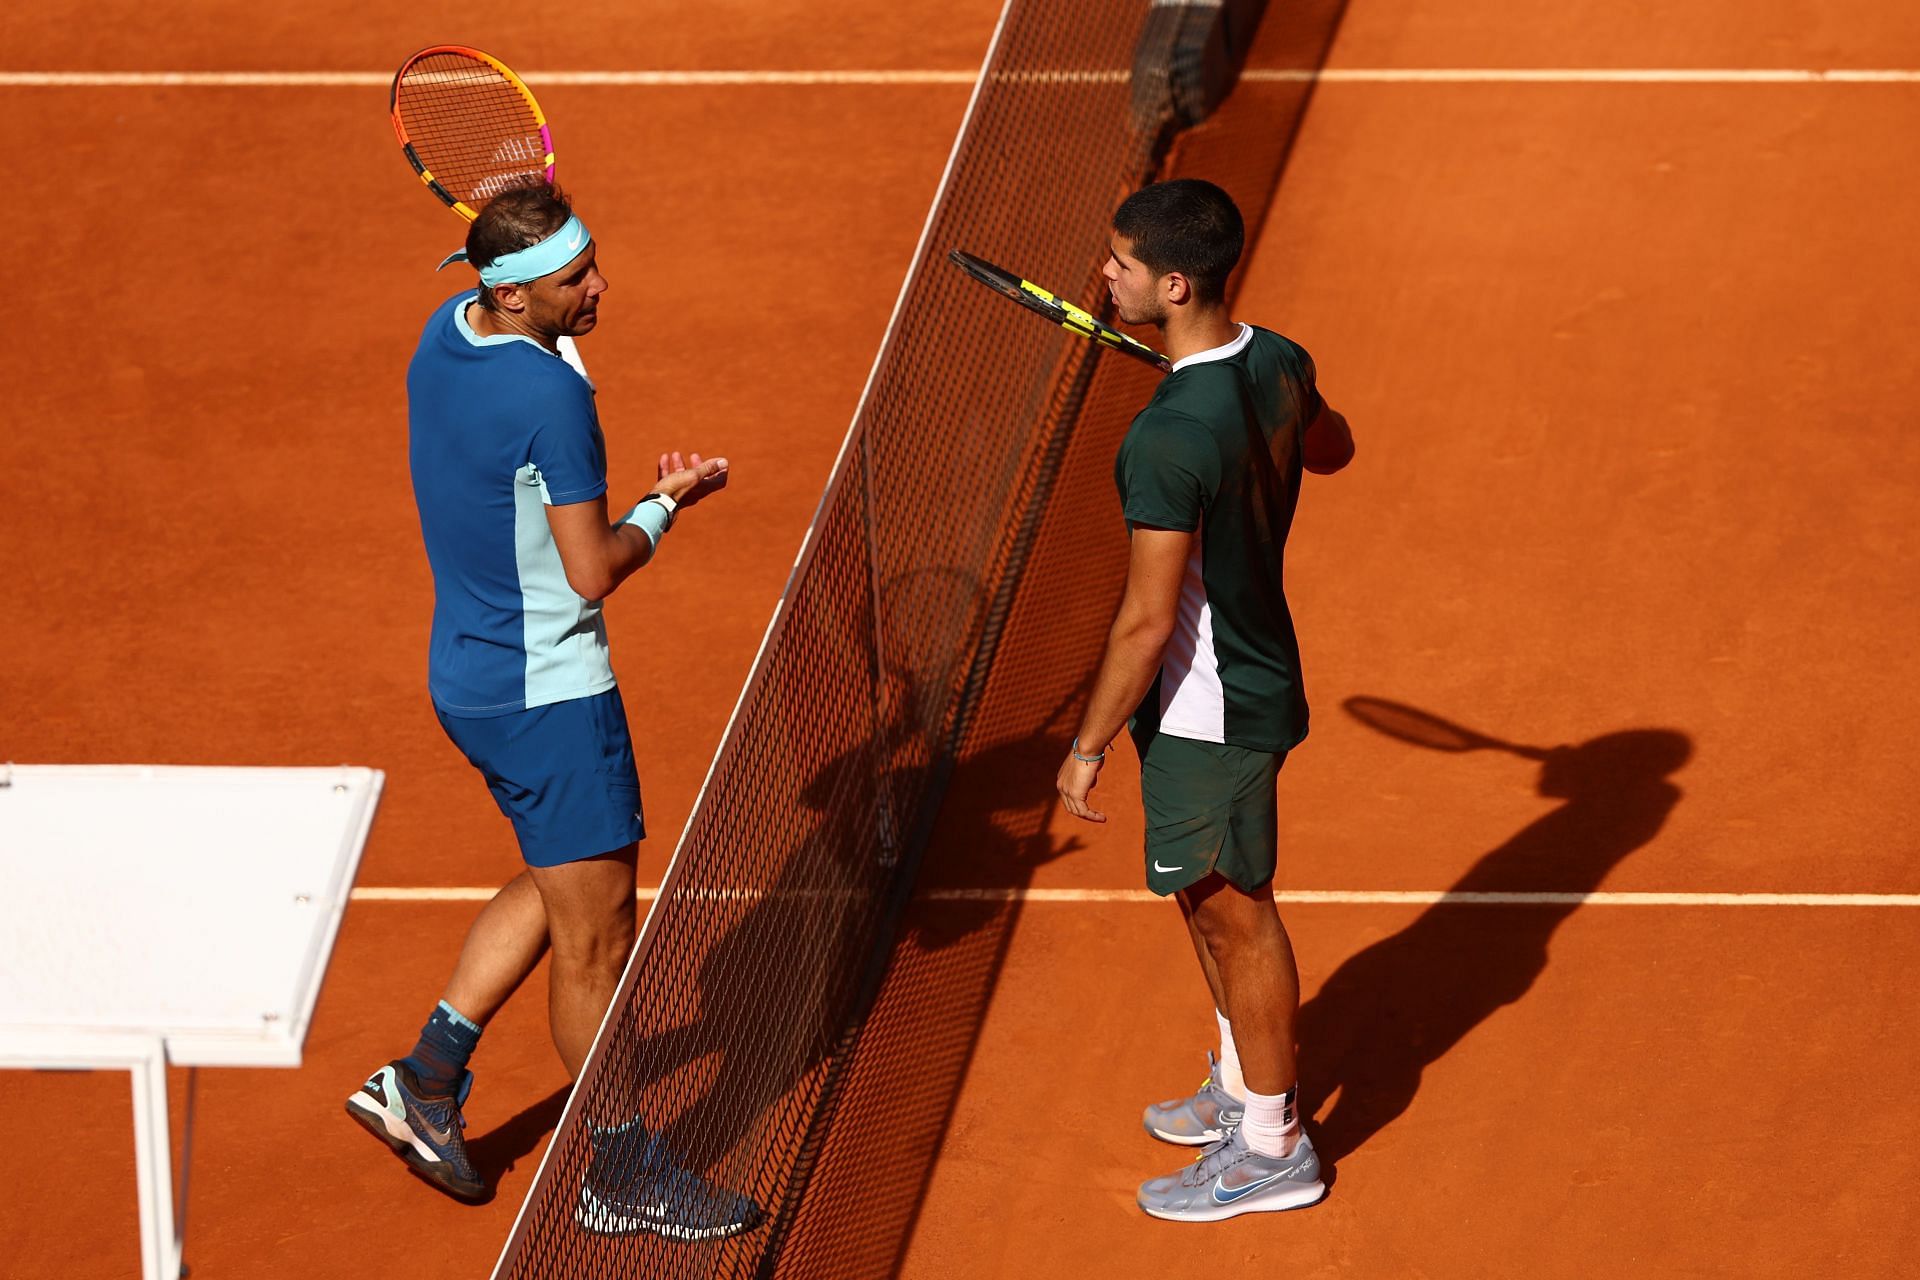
left=546, top=496, right=659, bottom=602
left=546, top=453, right=729, bottom=601
left=1056, top=526, right=1189, bottom=823
left=1303, top=397, right=1355, bottom=474
left=1289, top=338, right=1353, bottom=474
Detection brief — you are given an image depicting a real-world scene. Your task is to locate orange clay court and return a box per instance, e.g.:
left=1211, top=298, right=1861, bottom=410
left=3, top=1, right=1918, bottom=1277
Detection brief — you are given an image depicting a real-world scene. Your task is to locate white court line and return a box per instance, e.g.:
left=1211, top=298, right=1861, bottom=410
left=0, top=70, right=976, bottom=87
left=1248, top=68, right=1920, bottom=84
left=3, top=68, right=1919, bottom=88
left=349, top=886, right=1920, bottom=907
left=959, top=889, right=1920, bottom=906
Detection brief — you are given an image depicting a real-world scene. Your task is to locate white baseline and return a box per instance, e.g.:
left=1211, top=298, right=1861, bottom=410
left=4, top=68, right=1920, bottom=88
left=350, top=886, right=1920, bottom=907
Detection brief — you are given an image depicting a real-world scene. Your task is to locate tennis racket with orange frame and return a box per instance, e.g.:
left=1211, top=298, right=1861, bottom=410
left=390, top=45, right=555, bottom=222
left=390, top=46, right=593, bottom=376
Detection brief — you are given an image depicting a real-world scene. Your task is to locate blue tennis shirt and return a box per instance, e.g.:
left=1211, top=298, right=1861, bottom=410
left=408, top=291, right=615, bottom=717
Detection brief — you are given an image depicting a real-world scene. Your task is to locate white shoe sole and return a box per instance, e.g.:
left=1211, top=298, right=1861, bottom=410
left=346, top=1091, right=438, bottom=1161
left=1144, top=1120, right=1232, bottom=1147
left=574, top=1183, right=755, bottom=1241
left=1139, top=1179, right=1327, bottom=1221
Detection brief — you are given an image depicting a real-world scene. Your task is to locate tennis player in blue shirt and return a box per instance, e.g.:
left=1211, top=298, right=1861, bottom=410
left=347, top=183, right=758, bottom=1240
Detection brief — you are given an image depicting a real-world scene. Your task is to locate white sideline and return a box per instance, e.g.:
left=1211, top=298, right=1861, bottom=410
left=349, top=886, right=1920, bottom=907
left=1251, top=68, right=1920, bottom=83
left=0, top=70, right=974, bottom=86
left=3, top=68, right=1918, bottom=88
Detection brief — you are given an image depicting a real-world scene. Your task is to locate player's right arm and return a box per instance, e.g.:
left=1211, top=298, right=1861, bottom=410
left=1303, top=400, right=1354, bottom=474
left=547, top=454, right=728, bottom=601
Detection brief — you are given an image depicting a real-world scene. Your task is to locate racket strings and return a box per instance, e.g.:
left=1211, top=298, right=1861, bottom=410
left=396, top=54, right=548, bottom=207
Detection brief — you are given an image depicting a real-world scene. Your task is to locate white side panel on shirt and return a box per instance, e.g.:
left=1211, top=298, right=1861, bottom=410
left=1158, top=532, right=1226, bottom=743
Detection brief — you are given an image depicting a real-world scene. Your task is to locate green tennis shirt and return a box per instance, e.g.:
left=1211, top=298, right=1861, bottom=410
left=1114, top=323, right=1320, bottom=753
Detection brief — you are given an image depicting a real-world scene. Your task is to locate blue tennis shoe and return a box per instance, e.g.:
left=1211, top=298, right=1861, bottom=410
left=345, top=1060, right=485, bottom=1202
left=574, top=1120, right=763, bottom=1241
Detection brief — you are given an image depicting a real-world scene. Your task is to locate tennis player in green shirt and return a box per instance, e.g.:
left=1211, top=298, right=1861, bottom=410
left=1055, top=178, right=1355, bottom=1220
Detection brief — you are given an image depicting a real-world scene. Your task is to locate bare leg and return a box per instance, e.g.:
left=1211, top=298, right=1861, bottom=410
left=440, top=870, right=550, bottom=1025
left=1186, top=876, right=1301, bottom=1095
left=529, top=844, right=639, bottom=1079
left=1177, top=888, right=1229, bottom=1015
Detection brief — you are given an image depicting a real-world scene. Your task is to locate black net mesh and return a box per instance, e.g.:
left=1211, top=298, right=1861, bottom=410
left=491, top=2, right=1346, bottom=1275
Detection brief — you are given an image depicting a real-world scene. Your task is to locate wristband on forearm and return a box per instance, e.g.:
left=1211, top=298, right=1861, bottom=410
left=617, top=492, right=677, bottom=546
left=1070, top=736, right=1105, bottom=764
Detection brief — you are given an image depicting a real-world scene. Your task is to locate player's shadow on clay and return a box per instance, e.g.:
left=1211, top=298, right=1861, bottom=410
left=604, top=712, right=1075, bottom=1171
left=1298, top=698, right=1693, bottom=1168
left=578, top=637, right=1085, bottom=1208
left=467, top=1084, right=571, bottom=1201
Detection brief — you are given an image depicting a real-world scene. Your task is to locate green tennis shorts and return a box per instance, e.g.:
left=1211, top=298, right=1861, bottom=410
left=1135, top=729, right=1284, bottom=896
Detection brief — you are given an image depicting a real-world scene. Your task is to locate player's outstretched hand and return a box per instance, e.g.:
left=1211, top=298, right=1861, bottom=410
left=655, top=451, right=730, bottom=509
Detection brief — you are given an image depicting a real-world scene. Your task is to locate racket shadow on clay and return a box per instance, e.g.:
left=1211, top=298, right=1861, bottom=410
left=1296, top=697, right=1693, bottom=1169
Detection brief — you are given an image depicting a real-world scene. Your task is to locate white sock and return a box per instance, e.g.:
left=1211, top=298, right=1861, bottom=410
left=1241, top=1083, right=1302, bottom=1158
left=1214, top=1008, right=1246, bottom=1101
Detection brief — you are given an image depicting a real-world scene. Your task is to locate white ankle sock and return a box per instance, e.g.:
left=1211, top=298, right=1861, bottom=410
left=1240, top=1084, right=1302, bottom=1158
left=1214, top=1008, right=1246, bottom=1101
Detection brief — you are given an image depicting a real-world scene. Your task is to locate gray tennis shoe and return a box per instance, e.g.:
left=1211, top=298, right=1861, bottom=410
left=1142, top=1051, right=1245, bottom=1146
left=1137, top=1125, right=1325, bottom=1222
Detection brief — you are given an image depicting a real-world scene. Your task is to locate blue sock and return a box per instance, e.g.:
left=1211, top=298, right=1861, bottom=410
left=400, top=1000, right=482, bottom=1096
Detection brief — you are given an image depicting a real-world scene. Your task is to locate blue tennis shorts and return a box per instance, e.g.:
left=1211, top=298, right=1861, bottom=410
left=435, top=687, right=645, bottom=867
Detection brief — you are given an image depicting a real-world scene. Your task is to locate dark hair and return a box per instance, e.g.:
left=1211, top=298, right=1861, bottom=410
left=1112, top=179, right=1244, bottom=305
left=467, top=183, right=573, bottom=310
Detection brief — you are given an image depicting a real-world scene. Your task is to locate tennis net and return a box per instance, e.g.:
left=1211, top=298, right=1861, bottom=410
left=491, top=2, right=1337, bottom=1275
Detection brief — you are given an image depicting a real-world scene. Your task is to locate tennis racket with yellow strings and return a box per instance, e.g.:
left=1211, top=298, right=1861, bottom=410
left=390, top=45, right=554, bottom=222
left=948, top=249, right=1171, bottom=373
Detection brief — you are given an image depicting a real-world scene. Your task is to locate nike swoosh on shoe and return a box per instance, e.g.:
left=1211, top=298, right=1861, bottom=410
left=1212, top=1165, right=1300, bottom=1205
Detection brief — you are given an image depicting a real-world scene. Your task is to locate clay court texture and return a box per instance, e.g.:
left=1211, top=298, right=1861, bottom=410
left=4, top=0, right=1919, bottom=1276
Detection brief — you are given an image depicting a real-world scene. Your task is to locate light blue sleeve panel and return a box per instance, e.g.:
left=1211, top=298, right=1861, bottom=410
left=514, top=461, right=616, bottom=708
left=515, top=366, right=616, bottom=709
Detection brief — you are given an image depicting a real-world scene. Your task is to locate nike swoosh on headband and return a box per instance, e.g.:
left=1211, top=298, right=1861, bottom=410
left=433, top=214, right=593, bottom=285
